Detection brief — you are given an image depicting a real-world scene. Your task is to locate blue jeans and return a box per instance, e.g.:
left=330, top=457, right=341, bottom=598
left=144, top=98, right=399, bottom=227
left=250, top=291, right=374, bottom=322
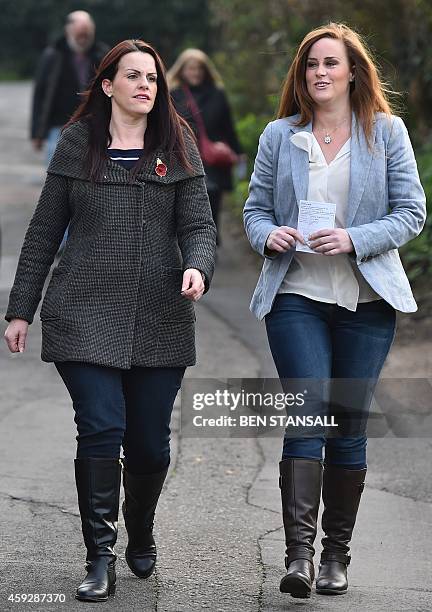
left=265, top=294, right=396, bottom=469
left=46, top=126, right=62, bottom=165
left=55, top=362, right=185, bottom=474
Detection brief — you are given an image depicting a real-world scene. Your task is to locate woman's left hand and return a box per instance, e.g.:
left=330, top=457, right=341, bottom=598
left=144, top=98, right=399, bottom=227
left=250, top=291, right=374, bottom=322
left=308, top=228, right=354, bottom=255
left=181, top=268, right=205, bottom=302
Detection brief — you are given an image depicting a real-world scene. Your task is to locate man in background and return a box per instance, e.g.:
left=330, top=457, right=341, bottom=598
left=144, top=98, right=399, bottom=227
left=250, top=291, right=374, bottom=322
left=31, top=10, right=108, bottom=163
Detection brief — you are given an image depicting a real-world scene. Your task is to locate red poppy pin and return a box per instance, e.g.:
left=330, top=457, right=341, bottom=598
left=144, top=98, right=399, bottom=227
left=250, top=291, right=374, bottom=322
left=155, top=157, right=167, bottom=177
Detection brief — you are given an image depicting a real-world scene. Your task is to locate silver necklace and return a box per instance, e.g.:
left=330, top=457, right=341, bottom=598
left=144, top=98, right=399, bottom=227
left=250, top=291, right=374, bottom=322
left=315, top=118, right=349, bottom=144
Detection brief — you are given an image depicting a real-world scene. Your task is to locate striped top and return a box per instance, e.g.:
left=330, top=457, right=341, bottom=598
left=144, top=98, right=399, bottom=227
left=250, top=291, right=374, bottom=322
left=108, top=148, right=144, bottom=170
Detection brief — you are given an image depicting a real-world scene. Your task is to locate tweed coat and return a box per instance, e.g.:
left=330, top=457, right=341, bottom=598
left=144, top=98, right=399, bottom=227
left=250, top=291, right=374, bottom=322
left=5, top=120, right=217, bottom=369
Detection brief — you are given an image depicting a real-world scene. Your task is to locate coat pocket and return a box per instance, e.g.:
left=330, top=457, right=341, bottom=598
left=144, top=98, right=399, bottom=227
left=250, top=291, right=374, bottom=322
left=40, top=267, right=68, bottom=321
left=155, top=319, right=195, bottom=363
left=160, top=267, right=195, bottom=322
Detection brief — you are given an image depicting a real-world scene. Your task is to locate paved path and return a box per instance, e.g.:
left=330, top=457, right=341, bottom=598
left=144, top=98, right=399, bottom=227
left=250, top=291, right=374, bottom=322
left=0, top=82, right=431, bottom=611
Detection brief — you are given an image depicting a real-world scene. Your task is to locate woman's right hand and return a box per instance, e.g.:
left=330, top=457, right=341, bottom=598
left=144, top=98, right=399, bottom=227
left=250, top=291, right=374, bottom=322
left=266, top=226, right=305, bottom=253
left=4, top=318, right=29, bottom=353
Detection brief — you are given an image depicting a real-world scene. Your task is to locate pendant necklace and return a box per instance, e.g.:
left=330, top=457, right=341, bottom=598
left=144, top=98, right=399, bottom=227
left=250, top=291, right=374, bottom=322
left=316, top=117, right=349, bottom=144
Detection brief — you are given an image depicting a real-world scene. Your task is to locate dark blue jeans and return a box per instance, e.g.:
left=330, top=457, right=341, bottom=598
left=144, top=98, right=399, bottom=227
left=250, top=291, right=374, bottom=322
left=55, top=362, right=185, bottom=474
left=265, top=294, right=396, bottom=469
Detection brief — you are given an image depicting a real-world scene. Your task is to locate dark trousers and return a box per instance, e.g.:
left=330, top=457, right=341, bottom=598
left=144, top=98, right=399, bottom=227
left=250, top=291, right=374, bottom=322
left=265, top=294, right=396, bottom=469
left=55, top=362, right=185, bottom=474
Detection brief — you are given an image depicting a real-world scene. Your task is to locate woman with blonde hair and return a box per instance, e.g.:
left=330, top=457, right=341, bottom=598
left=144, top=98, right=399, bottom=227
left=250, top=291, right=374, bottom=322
left=168, top=49, right=243, bottom=243
left=244, top=23, right=425, bottom=598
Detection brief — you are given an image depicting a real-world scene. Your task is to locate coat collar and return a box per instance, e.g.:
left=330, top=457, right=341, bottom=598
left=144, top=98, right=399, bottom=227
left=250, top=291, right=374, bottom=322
left=286, top=112, right=375, bottom=226
left=47, top=120, right=203, bottom=185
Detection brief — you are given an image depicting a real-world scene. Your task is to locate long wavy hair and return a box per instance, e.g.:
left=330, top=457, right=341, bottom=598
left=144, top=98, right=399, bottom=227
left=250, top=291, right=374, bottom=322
left=166, top=48, right=224, bottom=91
left=66, top=39, right=193, bottom=181
left=278, top=23, right=395, bottom=145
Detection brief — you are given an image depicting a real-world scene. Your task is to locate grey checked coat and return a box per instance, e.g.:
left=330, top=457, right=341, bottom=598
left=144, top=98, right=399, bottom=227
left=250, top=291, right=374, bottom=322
left=6, top=120, right=217, bottom=369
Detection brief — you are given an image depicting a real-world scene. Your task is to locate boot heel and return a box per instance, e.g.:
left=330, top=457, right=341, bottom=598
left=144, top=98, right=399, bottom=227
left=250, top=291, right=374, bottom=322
left=109, top=582, right=116, bottom=596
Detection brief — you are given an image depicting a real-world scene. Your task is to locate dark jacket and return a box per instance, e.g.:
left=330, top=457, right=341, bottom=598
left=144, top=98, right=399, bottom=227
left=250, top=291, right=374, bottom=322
left=31, top=36, right=108, bottom=140
left=6, top=120, right=217, bottom=369
left=171, top=83, right=242, bottom=192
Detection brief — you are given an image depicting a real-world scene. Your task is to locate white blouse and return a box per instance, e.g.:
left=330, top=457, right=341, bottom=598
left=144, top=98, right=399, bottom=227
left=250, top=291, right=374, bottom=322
left=278, top=131, right=381, bottom=311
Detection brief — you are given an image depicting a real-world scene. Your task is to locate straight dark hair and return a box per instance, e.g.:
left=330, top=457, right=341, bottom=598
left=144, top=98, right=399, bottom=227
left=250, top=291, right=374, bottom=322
left=66, top=39, right=194, bottom=181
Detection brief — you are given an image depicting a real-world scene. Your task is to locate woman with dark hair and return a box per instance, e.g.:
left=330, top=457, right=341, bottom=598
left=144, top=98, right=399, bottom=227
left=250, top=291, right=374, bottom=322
left=4, top=39, right=216, bottom=602
left=167, top=49, right=243, bottom=244
left=244, top=23, right=426, bottom=599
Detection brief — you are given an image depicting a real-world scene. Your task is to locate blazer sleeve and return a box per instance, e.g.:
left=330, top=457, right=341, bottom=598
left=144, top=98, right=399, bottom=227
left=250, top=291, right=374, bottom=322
left=346, top=117, right=427, bottom=264
left=243, top=122, right=280, bottom=257
left=5, top=172, right=71, bottom=323
left=175, top=135, right=217, bottom=293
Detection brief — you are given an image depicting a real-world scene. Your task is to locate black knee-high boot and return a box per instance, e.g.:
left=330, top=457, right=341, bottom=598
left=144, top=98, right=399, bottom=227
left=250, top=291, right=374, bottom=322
left=279, top=458, right=323, bottom=598
left=316, top=464, right=367, bottom=595
left=122, top=462, right=168, bottom=578
left=74, top=458, right=121, bottom=602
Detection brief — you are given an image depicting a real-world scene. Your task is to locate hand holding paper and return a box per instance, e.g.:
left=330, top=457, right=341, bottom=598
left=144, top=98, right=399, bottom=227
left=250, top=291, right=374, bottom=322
left=296, top=200, right=336, bottom=255
left=266, top=225, right=306, bottom=254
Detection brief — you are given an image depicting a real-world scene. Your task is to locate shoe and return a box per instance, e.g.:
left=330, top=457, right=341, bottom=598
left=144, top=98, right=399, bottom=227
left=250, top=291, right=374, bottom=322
left=74, top=458, right=121, bottom=602
left=122, top=463, right=168, bottom=579
left=316, top=464, right=367, bottom=595
left=279, top=458, right=322, bottom=598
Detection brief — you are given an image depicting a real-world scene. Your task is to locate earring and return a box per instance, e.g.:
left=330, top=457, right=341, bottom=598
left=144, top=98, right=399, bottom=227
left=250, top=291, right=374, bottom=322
left=349, top=76, right=355, bottom=82
left=106, top=92, right=113, bottom=98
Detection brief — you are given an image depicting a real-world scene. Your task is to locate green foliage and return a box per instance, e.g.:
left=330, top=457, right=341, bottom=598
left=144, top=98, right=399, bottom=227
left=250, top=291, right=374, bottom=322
left=227, top=180, right=250, bottom=222
left=236, top=113, right=271, bottom=175
left=226, top=112, right=271, bottom=220
left=400, top=147, right=432, bottom=284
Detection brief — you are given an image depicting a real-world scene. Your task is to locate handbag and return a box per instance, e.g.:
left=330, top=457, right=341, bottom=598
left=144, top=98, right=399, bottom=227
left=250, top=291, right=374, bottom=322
left=182, top=86, right=238, bottom=168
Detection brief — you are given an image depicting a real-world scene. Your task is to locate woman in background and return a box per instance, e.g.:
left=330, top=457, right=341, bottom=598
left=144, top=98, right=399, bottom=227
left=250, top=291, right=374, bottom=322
left=168, top=49, right=243, bottom=244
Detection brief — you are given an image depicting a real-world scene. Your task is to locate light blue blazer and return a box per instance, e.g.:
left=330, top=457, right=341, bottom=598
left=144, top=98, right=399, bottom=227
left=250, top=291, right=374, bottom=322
left=243, top=113, right=426, bottom=319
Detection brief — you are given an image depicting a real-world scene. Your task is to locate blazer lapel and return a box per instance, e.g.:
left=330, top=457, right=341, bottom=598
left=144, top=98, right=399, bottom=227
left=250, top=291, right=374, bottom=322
left=289, top=121, right=312, bottom=207
left=346, top=112, right=375, bottom=227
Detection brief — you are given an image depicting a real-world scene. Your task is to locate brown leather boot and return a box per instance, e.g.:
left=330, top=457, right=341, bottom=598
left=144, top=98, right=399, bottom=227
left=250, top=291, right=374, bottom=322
left=279, top=458, right=323, bottom=598
left=316, top=464, right=367, bottom=595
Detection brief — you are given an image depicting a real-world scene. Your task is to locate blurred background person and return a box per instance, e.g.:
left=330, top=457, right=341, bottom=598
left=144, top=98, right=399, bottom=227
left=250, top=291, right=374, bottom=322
left=31, top=10, right=108, bottom=252
left=168, top=49, right=244, bottom=245
left=31, top=10, right=108, bottom=163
